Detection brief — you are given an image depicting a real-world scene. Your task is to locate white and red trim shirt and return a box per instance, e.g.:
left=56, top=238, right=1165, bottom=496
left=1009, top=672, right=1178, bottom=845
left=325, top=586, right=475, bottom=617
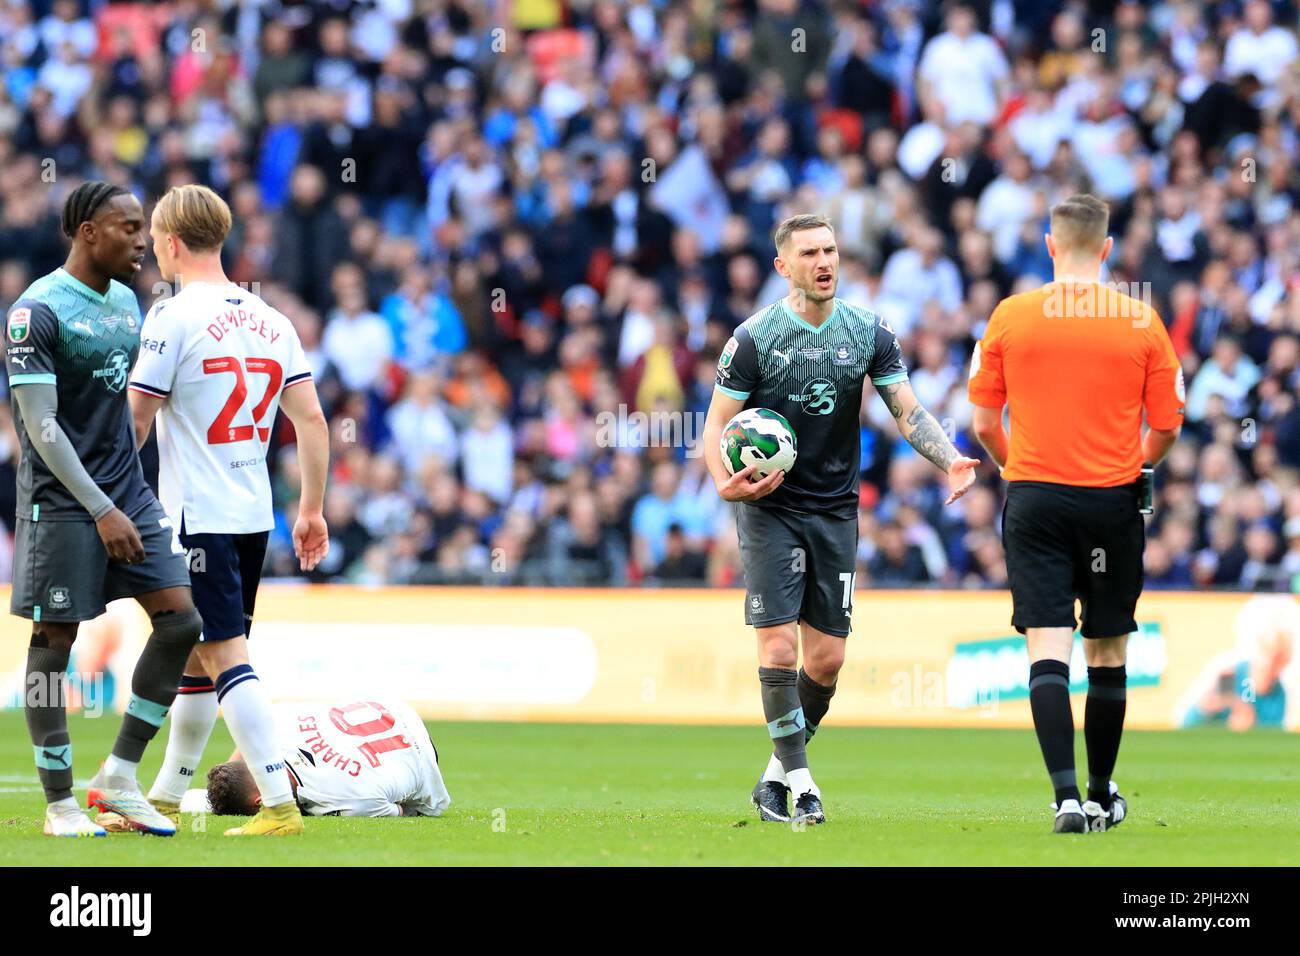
left=281, top=699, right=451, bottom=817
left=130, top=281, right=313, bottom=534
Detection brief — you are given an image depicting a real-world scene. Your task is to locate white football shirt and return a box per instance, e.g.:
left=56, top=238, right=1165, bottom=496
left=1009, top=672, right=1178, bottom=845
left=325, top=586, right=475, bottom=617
left=129, top=281, right=313, bottom=534
left=280, top=698, right=451, bottom=817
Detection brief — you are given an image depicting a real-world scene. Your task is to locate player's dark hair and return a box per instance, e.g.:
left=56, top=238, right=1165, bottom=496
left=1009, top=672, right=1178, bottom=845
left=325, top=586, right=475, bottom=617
left=61, top=181, right=129, bottom=239
left=206, top=761, right=259, bottom=816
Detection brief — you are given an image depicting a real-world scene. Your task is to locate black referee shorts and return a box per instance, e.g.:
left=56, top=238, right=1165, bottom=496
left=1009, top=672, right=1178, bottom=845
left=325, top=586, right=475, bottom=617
left=1001, top=480, right=1144, bottom=639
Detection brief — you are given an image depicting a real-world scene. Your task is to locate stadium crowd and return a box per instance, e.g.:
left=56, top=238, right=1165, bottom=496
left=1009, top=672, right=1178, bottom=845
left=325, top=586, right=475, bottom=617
left=0, top=0, right=1298, bottom=591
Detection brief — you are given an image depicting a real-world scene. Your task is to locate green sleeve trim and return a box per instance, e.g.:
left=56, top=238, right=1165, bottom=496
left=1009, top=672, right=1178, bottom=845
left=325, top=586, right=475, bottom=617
left=9, top=373, right=57, bottom=386
left=715, top=384, right=751, bottom=400
left=871, top=371, right=909, bottom=386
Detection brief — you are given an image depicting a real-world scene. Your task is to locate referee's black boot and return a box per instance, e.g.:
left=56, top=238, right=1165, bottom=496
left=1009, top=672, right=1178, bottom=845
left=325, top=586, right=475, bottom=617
left=1052, top=799, right=1088, bottom=834
left=1082, top=781, right=1128, bottom=832
left=793, top=791, right=825, bottom=826
left=750, top=779, right=791, bottom=823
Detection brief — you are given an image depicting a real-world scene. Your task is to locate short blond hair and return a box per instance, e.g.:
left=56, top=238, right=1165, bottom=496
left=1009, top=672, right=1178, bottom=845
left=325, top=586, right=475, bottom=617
left=1049, top=194, right=1109, bottom=257
left=774, top=214, right=834, bottom=253
left=153, top=184, right=232, bottom=253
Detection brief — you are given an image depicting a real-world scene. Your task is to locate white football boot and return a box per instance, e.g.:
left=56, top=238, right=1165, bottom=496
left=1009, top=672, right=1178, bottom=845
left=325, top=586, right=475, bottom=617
left=86, top=769, right=176, bottom=836
left=44, top=800, right=107, bottom=837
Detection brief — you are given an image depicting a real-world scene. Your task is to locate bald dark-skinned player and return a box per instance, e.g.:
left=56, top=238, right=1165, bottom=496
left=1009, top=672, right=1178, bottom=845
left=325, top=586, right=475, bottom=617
left=969, top=194, right=1184, bottom=834
left=6, top=182, right=203, bottom=837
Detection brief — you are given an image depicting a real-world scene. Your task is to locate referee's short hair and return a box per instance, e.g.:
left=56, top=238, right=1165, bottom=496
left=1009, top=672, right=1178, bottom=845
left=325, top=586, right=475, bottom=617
left=152, top=184, right=233, bottom=253
left=774, top=214, right=833, bottom=253
left=1049, top=194, right=1109, bottom=257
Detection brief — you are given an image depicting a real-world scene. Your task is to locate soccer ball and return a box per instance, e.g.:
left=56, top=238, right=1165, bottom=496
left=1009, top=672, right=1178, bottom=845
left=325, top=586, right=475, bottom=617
left=720, top=407, right=798, bottom=477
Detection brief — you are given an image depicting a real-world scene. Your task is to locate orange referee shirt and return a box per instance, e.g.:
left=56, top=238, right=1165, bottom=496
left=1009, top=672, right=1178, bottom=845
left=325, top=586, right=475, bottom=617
left=968, top=281, right=1185, bottom=487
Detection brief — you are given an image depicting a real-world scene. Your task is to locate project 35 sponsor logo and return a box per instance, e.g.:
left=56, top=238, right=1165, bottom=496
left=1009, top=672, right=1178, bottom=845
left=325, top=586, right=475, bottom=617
left=788, top=377, right=836, bottom=415
left=91, top=349, right=130, bottom=393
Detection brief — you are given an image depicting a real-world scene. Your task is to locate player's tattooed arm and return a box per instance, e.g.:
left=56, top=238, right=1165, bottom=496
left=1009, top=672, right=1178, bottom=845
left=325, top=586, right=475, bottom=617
left=876, top=380, right=959, bottom=472
left=877, top=380, right=979, bottom=504
left=904, top=405, right=960, bottom=471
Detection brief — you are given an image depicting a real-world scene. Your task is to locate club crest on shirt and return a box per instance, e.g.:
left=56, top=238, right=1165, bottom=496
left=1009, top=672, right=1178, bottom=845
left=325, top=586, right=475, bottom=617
left=831, top=344, right=856, bottom=366
left=7, top=307, right=30, bottom=343
left=47, top=585, right=71, bottom=609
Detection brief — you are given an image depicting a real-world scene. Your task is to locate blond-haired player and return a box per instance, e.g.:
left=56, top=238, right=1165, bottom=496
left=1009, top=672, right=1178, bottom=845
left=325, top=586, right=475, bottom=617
left=120, top=184, right=331, bottom=836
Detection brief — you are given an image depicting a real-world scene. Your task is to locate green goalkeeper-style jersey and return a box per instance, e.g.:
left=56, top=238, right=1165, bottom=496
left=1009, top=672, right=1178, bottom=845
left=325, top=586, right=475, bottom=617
left=715, top=297, right=908, bottom=519
left=4, top=267, right=152, bottom=520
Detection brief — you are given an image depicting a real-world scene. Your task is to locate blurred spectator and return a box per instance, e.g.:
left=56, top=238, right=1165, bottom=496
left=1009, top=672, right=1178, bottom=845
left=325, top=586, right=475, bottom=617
left=878, top=226, right=963, bottom=334
left=631, top=462, right=708, bottom=571
left=385, top=371, right=457, bottom=476
left=272, top=165, right=352, bottom=311
left=867, top=520, right=931, bottom=585
left=650, top=523, right=707, bottom=585
left=460, top=407, right=514, bottom=505
left=917, top=3, right=1008, bottom=127
left=321, top=265, right=393, bottom=393
left=1223, top=1, right=1297, bottom=90
left=1186, top=336, right=1260, bottom=422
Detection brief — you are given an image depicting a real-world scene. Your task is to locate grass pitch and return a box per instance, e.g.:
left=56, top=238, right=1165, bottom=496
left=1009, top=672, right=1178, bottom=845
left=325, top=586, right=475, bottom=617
left=0, top=712, right=1295, bottom=866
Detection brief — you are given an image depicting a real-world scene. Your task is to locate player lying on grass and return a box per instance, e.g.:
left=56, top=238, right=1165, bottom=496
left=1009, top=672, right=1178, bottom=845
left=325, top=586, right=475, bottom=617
left=124, top=185, right=330, bottom=837
left=98, top=697, right=450, bottom=823
left=6, top=182, right=204, bottom=838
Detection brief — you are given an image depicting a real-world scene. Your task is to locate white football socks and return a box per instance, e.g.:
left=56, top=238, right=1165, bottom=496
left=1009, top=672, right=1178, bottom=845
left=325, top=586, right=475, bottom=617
left=762, top=753, right=788, bottom=785
left=216, top=667, right=293, bottom=808
left=786, top=767, right=819, bottom=799
left=149, top=687, right=218, bottom=803
left=102, top=753, right=139, bottom=783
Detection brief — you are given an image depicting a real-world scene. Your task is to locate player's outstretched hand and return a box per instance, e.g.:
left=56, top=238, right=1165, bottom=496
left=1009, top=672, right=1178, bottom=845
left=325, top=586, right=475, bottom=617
left=96, top=508, right=145, bottom=564
left=293, top=510, right=330, bottom=572
left=717, top=464, right=785, bottom=502
left=944, top=456, right=980, bottom=505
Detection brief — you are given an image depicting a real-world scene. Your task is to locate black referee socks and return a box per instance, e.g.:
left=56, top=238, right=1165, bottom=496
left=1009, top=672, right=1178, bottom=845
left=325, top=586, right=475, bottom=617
left=1085, top=665, right=1127, bottom=810
left=1028, top=659, right=1079, bottom=806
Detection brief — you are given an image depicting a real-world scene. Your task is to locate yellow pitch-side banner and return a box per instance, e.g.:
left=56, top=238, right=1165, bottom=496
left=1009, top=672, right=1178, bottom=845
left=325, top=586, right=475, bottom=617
left=0, top=586, right=1294, bottom=730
